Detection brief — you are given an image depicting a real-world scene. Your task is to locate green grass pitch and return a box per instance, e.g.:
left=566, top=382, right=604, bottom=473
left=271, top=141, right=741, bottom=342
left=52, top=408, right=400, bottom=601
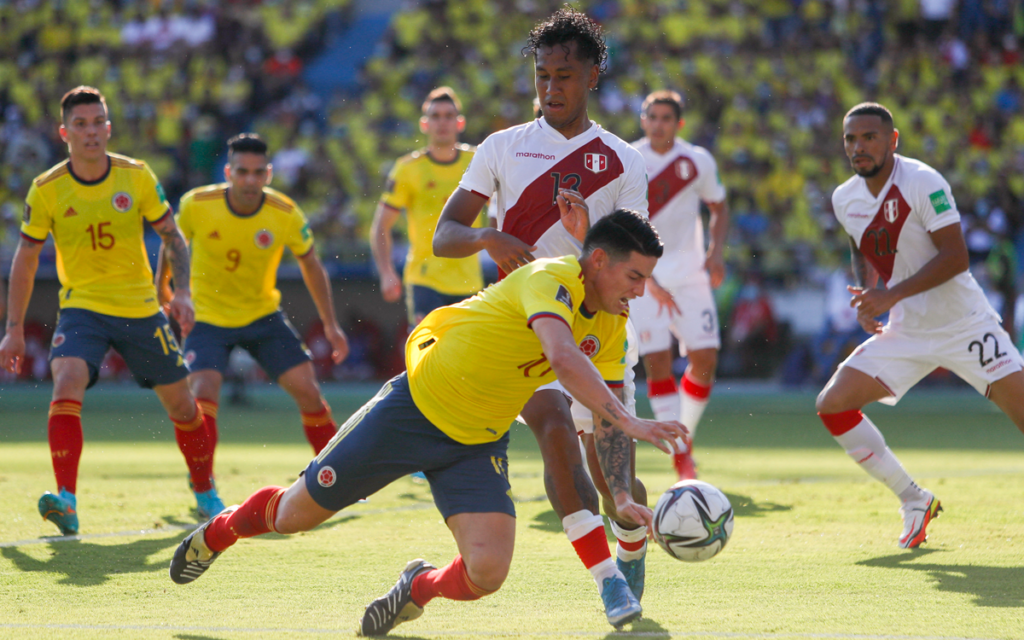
left=1, top=382, right=1023, bottom=639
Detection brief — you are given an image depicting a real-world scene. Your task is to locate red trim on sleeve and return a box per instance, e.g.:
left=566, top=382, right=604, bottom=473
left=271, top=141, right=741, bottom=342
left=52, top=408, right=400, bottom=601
left=20, top=231, right=45, bottom=244
left=296, top=243, right=315, bottom=258
left=469, top=190, right=490, bottom=200
left=527, top=312, right=570, bottom=330
left=605, top=380, right=624, bottom=388
left=152, top=207, right=172, bottom=225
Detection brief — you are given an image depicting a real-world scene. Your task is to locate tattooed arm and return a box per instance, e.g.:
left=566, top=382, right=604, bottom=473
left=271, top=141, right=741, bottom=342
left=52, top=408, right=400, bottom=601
left=530, top=317, right=687, bottom=451
left=152, top=214, right=195, bottom=336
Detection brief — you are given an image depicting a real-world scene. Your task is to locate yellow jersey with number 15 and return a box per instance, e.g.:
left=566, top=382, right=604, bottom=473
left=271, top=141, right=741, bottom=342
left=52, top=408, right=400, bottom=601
left=20, top=153, right=172, bottom=318
left=177, top=184, right=314, bottom=328
left=406, top=255, right=627, bottom=445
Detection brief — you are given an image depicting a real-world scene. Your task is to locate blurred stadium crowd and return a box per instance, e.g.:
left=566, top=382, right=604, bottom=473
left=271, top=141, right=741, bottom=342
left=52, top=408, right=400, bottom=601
left=2, top=0, right=1024, bottom=384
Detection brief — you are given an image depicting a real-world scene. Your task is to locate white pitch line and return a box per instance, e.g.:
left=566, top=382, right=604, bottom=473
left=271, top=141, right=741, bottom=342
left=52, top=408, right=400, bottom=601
left=0, top=496, right=549, bottom=549
left=0, top=623, right=1009, bottom=640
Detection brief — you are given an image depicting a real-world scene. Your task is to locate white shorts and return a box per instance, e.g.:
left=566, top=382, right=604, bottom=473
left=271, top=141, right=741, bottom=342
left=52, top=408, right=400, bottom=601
left=630, top=281, right=721, bottom=357
left=840, top=314, right=1024, bottom=405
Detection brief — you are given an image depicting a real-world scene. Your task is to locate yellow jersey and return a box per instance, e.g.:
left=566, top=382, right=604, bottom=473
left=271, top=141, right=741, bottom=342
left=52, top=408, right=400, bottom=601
left=406, top=256, right=627, bottom=445
left=177, top=184, right=314, bottom=328
left=381, top=144, right=483, bottom=296
left=21, top=153, right=171, bottom=318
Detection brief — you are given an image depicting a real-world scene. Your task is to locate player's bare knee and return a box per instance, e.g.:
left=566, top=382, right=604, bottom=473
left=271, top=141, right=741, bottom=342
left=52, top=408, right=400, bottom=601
left=687, top=349, right=718, bottom=380
left=464, top=553, right=510, bottom=592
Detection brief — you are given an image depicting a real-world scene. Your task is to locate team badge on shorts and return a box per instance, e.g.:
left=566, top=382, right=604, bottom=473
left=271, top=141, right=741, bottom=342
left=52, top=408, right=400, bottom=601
left=579, top=335, right=600, bottom=358
left=51, top=332, right=66, bottom=347
left=254, top=229, right=274, bottom=249
left=584, top=153, right=607, bottom=173
left=317, top=466, right=337, bottom=488
left=183, top=350, right=197, bottom=367
left=112, top=192, right=133, bottom=213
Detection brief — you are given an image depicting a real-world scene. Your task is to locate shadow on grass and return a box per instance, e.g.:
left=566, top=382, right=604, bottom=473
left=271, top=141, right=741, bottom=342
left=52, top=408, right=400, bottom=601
left=528, top=509, right=563, bottom=534
left=0, top=535, right=180, bottom=586
left=174, top=635, right=226, bottom=640
left=725, top=492, right=792, bottom=518
left=606, top=616, right=670, bottom=638
left=858, top=548, right=1024, bottom=607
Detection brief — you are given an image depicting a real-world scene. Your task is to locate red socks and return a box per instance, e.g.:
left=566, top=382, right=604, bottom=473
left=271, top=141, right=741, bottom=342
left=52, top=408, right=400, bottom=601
left=301, top=401, right=337, bottom=454
left=204, top=486, right=286, bottom=553
left=410, top=555, right=495, bottom=607
left=197, top=399, right=219, bottom=449
left=682, top=373, right=712, bottom=401
left=173, top=403, right=215, bottom=493
left=818, top=409, right=864, bottom=436
left=48, top=400, right=84, bottom=494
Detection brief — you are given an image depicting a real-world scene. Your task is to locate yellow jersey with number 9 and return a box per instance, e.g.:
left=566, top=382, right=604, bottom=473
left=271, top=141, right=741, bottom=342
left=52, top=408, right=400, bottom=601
left=20, top=153, right=172, bottom=318
left=177, top=183, right=314, bottom=328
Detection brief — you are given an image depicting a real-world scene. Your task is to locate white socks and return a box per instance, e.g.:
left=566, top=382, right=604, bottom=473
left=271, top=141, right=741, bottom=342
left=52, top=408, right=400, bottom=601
left=833, top=416, right=925, bottom=504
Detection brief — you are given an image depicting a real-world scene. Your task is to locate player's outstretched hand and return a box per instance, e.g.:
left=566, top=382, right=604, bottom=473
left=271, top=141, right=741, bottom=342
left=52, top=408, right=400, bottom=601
left=326, top=323, right=350, bottom=364
left=613, top=493, right=655, bottom=530
left=620, top=416, right=689, bottom=454
left=380, top=271, right=402, bottom=303
left=170, top=292, right=196, bottom=338
left=647, top=278, right=680, bottom=318
left=0, top=331, right=25, bottom=374
left=483, top=228, right=537, bottom=274
left=557, top=188, right=589, bottom=243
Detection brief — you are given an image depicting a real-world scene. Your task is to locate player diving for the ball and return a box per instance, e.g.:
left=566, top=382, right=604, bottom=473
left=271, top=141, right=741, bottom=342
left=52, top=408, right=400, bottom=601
left=169, top=210, right=687, bottom=636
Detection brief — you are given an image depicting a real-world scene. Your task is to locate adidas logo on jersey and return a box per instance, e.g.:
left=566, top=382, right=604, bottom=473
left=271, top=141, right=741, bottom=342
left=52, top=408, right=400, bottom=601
left=64, top=207, right=78, bottom=218
left=208, top=230, right=221, bottom=239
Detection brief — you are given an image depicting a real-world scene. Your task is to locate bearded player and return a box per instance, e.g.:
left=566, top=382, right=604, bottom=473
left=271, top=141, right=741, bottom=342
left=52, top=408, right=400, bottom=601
left=0, top=86, right=219, bottom=532
left=433, top=7, right=656, bottom=619
left=817, top=102, right=1024, bottom=548
left=169, top=211, right=686, bottom=635
left=158, top=134, right=349, bottom=496
left=630, top=90, right=730, bottom=480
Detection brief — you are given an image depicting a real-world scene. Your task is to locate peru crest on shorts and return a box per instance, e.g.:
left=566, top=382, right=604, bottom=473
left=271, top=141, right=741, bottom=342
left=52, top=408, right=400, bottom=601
left=584, top=153, right=607, bottom=173
left=254, top=229, right=274, bottom=249
left=112, top=192, right=133, bottom=212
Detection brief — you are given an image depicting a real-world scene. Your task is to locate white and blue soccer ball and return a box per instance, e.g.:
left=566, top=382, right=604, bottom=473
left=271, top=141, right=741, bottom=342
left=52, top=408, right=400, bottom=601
left=652, top=479, right=734, bottom=562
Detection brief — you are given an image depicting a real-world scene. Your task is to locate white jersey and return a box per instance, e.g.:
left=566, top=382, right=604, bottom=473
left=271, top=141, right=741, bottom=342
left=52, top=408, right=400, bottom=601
left=460, top=118, right=648, bottom=266
left=632, top=137, right=725, bottom=287
left=831, top=154, right=996, bottom=333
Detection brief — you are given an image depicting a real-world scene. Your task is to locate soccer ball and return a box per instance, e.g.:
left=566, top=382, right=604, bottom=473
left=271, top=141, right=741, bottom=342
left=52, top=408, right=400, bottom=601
left=651, top=479, right=734, bottom=562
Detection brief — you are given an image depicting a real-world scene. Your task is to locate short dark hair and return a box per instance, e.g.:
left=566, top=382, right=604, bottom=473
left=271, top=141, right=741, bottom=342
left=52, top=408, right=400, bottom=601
left=642, top=90, right=684, bottom=121
left=422, top=86, right=462, bottom=114
left=61, top=86, right=107, bottom=122
left=523, top=5, right=608, bottom=74
left=582, top=210, right=663, bottom=261
left=845, top=102, right=894, bottom=128
left=227, top=133, right=269, bottom=158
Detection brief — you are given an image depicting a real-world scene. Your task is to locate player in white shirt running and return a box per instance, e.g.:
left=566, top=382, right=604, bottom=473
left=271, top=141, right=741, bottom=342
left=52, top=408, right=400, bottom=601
left=433, top=7, right=677, bottom=628
left=816, top=102, right=1024, bottom=548
left=629, top=90, right=730, bottom=481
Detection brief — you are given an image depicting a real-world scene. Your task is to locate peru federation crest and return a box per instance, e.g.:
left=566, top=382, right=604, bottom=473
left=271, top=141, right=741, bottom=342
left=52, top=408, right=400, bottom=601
left=254, top=229, right=274, bottom=249
left=883, top=198, right=899, bottom=223
left=584, top=153, right=607, bottom=173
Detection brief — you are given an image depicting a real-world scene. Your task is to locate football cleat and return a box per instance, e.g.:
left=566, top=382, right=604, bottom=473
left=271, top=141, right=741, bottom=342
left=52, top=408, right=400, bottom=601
left=898, top=491, right=942, bottom=549
left=38, top=489, right=78, bottom=536
left=673, top=450, right=698, bottom=480
left=359, top=559, right=435, bottom=636
left=617, top=555, right=646, bottom=602
left=600, top=575, right=642, bottom=628
left=169, top=506, right=236, bottom=585
left=193, top=479, right=226, bottom=520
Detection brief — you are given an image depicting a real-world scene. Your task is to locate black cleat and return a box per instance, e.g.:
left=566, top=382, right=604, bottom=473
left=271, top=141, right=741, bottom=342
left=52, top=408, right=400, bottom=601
left=359, top=559, right=436, bottom=636
left=169, top=506, right=236, bottom=585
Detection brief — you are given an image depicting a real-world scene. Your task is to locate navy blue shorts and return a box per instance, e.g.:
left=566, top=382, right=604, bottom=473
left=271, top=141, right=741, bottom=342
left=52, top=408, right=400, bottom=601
left=408, top=285, right=471, bottom=326
left=183, top=311, right=310, bottom=380
left=49, top=308, right=188, bottom=389
left=304, top=373, right=514, bottom=520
